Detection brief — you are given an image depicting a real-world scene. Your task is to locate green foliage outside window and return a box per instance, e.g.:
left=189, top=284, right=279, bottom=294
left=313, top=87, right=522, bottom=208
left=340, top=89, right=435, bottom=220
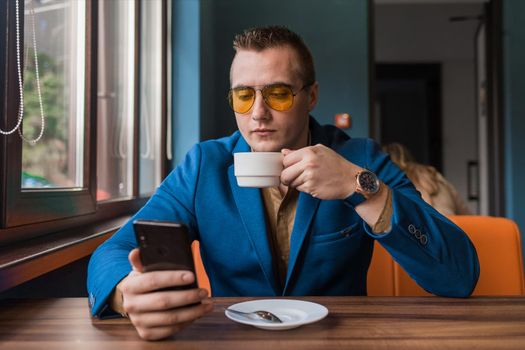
left=21, top=52, right=68, bottom=187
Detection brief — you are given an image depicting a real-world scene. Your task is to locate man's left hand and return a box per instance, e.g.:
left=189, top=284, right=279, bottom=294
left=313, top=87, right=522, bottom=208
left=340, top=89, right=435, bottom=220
left=280, top=144, right=361, bottom=200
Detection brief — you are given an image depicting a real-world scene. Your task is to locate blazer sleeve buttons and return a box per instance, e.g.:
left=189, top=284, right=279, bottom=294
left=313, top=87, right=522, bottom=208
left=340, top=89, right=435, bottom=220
left=408, top=224, right=428, bottom=246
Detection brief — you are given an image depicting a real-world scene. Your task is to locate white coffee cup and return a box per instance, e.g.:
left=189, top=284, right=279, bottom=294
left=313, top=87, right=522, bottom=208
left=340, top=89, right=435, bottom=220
left=234, top=152, right=284, bottom=187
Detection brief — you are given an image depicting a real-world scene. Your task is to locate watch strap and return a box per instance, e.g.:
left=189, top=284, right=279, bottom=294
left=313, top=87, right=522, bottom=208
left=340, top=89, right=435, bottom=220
left=345, top=191, right=366, bottom=208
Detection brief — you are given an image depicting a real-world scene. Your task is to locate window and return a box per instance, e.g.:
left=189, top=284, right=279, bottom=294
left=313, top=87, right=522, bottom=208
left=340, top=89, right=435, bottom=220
left=139, top=0, right=165, bottom=196
left=0, top=0, right=170, bottom=244
left=96, top=0, right=135, bottom=201
left=21, top=0, right=86, bottom=190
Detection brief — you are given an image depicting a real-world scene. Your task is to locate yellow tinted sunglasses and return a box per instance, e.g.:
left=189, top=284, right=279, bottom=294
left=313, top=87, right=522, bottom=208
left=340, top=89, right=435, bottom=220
left=228, top=83, right=310, bottom=114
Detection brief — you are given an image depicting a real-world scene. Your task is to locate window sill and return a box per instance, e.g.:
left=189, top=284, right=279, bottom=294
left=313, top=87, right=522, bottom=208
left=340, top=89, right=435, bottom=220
left=0, top=215, right=130, bottom=293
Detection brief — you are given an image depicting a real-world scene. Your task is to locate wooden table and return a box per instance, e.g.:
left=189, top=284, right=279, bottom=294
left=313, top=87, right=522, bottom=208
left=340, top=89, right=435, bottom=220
left=1, top=296, right=525, bottom=349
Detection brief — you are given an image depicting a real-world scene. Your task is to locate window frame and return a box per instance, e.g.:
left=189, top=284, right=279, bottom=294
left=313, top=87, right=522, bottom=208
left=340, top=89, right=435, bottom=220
left=0, top=0, right=170, bottom=245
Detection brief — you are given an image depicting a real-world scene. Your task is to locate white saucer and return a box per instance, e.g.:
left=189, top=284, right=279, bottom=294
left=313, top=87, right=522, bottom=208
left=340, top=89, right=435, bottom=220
left=225, top=299, right=329, bottom=330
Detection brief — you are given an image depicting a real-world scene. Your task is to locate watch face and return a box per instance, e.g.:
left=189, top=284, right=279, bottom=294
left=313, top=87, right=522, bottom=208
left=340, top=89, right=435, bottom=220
left=358, top=170, right=379, bottom=194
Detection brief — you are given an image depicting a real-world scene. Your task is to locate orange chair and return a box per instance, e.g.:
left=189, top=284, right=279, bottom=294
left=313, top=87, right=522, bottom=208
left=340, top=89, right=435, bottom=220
left=191, top=241, right=211, bottom=294
left=394, top=215, right=525, bottom=296
left=367, top=242, right=395, bottom=296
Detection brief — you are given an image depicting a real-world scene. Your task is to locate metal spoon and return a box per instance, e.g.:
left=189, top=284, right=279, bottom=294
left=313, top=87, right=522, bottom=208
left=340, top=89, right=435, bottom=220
left=225, top=308, right=283, bottom=323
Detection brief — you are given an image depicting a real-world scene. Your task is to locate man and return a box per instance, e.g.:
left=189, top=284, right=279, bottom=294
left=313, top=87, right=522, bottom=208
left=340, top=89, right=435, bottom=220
left=87, top=26, right=479, bottom=340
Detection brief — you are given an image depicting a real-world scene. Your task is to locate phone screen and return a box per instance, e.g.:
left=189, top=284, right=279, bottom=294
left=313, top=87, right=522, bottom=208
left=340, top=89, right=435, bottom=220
left=133, top=220, right=198, bottom=290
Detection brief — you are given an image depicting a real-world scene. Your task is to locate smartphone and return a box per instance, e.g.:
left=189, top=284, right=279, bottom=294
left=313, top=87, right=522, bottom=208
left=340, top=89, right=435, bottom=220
left=133, top=220, right=198, bottom=290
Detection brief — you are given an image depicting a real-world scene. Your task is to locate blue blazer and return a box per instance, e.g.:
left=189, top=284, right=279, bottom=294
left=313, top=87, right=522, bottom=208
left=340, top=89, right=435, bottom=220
left=87, top=117, right=479, bottom=317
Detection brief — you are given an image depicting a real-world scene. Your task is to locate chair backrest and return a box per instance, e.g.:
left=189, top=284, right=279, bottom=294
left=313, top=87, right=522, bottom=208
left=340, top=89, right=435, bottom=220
left=393, top=215, right=525, bottom=296
left=191, top=241, right=211, bottom=294
left=367, top=242, right=395, bottom=296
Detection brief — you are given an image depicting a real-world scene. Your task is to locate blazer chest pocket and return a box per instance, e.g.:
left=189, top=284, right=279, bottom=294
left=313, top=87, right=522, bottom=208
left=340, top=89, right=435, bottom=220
left=310, top=223, right=360, bottom=244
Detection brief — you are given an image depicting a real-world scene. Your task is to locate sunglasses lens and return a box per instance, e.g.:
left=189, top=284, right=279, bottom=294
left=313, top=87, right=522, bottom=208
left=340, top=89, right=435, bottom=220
left=263, top=85, right=294, bottom=111
left=230, top=87, right=255, bottom=114
left=229, top=84, right=296, bottom=113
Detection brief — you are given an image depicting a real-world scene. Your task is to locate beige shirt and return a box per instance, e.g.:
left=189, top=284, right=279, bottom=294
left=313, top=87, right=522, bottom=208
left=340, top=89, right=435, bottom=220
left=261, top=186, right=299, bottom=286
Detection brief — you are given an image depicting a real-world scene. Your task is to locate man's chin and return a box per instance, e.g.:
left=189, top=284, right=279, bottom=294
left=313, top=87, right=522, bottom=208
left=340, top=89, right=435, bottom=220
left=252, top=147, right=281, bottom=153
left=249, top=142, right=282, bottom=153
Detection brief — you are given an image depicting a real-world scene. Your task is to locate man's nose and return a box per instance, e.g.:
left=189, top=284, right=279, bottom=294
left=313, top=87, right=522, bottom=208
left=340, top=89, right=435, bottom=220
left=251, top=91, right=270, bottom=121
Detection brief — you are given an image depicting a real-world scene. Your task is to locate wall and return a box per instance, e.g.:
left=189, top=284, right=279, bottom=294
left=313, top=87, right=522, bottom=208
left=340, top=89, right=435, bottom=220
left=442, top=60, right=476, bottom=210
left=503, top=0, right=525, bottom=253
left=375, top=3, right=482, bottom=212
left=172, top=0, right=370, bottom=164
left=172, top=0, right=201, bottom=164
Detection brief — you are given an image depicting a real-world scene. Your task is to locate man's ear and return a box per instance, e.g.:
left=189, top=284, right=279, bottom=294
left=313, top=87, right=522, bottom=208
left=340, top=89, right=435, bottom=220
left=308, top=82, right=319, bottom=112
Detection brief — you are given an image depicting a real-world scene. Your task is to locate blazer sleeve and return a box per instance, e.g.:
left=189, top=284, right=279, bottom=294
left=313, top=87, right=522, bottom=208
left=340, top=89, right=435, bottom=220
left=356, top=139, right=479, bottom=297
left=86, top=144, right=203, bottom=317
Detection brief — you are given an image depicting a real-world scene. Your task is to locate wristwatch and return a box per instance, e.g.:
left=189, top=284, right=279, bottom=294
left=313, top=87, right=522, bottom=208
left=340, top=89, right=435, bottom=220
left=345, top=169, right=381, bottom=208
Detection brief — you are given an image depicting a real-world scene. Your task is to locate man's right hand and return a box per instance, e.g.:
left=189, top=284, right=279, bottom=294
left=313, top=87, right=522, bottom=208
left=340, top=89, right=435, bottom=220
left=116, top=248, right=213, bottom=341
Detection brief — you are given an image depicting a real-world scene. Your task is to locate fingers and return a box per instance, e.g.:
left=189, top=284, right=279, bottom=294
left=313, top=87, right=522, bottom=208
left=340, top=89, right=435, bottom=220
left=131, top=297, right=213, bottom=341
left=136, top=325, right=181, bottom=341
left=289, top=171, right=308, bottom=190
left=282, top=167, right=318, bottom=198
left=121, top=270, right=196, bottom=295
left=120, top=270, right=213, bottom=341
left=281, top=148, right=293, bottom=156
left=281, top=144, right=324, bottom=165
left=281, top=148, right=305, bottom=167
left=135, top=321, right=193, bottom=341
left=280, top=161, right=304, bottom=186
left=130, top=298, right=214, bottom=329
left=287, top=170, right=317, bottom=196
left=281, top=148, right=320, bottom=188
left=281, top=144, right=344, bottom=199
left=128, top=248, right=144, bottom=273
left=122, top=251, right=214, bottom=341
left=124, top=287, right=208, bottom=313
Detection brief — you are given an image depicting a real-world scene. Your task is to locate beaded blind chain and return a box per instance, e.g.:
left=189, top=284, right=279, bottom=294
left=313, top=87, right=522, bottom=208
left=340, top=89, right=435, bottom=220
left=0, top=0, right=45, bottom=144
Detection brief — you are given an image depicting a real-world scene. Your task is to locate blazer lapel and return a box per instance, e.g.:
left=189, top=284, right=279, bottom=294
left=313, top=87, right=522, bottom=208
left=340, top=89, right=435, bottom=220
left=283, top=118, right=328, bottom=294
left=228, top=138, right=280, bottom=295
left=283, top=192, right=320, bottom=294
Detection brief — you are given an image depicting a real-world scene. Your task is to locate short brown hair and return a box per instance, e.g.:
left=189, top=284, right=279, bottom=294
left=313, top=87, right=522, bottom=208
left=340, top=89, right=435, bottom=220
left=232, top=25, right=316, bottom=85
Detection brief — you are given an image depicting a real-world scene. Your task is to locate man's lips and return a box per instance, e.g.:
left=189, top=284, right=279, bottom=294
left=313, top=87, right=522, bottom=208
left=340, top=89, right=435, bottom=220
left=251, top=129, right=276, bottom=136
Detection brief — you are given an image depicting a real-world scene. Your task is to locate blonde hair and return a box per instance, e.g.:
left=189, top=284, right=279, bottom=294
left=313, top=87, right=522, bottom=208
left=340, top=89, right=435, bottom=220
left=383, top=143, right=439, bottom=197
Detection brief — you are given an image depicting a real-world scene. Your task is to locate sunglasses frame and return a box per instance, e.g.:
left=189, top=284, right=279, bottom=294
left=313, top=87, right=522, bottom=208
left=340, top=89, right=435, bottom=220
left=228, top=83, right=312, bottom=114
